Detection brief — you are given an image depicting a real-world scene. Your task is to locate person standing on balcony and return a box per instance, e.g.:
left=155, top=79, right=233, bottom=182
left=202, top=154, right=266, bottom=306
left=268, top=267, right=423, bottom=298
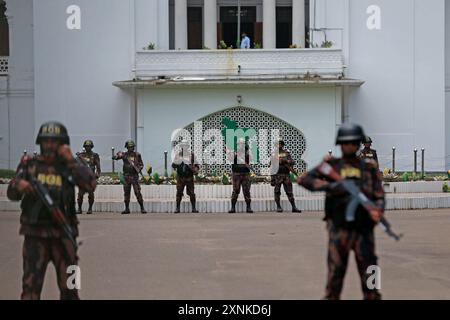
left=240, top=32, right=251, bottom=49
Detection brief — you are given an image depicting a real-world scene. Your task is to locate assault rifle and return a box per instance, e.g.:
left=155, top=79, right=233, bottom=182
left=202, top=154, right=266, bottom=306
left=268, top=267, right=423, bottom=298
left=314, top=161, right=403, bottom=241
left=29, top=178, right=78, bottom=249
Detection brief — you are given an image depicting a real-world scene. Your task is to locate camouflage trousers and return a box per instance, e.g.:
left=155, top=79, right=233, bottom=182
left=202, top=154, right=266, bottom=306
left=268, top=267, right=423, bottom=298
left=21, top=236, right=79, bottom=300
left=272, top=174, right=295, bottom=203
left=231, top=173, right=251, bottom=203
left=123, top=174, right=143, bottom=203
left=77, top=189, right=94, bottom=206
left=176, top=176, right=196, bottom=202
left=325, top=221, right=382, bottom=300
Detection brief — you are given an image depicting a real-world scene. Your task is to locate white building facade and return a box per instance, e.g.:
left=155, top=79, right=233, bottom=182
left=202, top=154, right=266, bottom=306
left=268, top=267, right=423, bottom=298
left=0, top=0, right=449, bottom=173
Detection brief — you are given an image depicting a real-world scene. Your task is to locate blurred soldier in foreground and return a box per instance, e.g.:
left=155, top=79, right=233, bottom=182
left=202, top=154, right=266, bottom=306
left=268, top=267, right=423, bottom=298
left=7, top=121, right=97, bottom=300
left=112, top=140, right=147, bottom=214
left=76, top=140, right=101, bottom=214
left=297, top=123, right=385, bottom=300
left=171, top=140, right=200, bottom=214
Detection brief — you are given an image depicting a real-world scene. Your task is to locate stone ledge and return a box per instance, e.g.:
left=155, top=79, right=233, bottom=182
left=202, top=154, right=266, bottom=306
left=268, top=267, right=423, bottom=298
left=1, top=193, right=449, bottom=213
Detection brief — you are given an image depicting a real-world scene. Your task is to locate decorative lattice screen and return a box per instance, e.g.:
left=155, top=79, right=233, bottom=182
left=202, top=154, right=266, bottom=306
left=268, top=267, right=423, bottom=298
left=177, top=106, right=307, bottom=175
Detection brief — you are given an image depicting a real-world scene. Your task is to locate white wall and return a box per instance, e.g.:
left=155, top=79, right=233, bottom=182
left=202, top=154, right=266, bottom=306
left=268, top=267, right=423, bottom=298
left=33, top=0, right=136, bottom=171
left=136, top=0, right=169, bottom=51
left=137, top=86, right=341, bottom=174
left=0, top=0, right=35, bottom=169
left=446, top=0, right=450, bottom=170
left=346, top=0, right=446, bottom=171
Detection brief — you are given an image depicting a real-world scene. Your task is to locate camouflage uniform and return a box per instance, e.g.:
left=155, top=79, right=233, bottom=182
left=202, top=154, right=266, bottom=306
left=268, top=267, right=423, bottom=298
left=271, top=147, right=301, bottom=213
left=358, top=136, right=379, bottom=167
left=113, top=148, right=146, bottom=214
left=229, top=150, right=253, bottom=213
left=7, top=122, right=96, bottom=300
left=358, top=148, right=378, bottom=165
left=300, top=156, right=385, bottom=300
left=172, top=153, right=199, bottom=213
left=76, top=145, right=101, bottom=214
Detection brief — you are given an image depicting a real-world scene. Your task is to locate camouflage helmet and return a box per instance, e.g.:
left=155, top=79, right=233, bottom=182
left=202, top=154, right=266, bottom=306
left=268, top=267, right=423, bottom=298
left=363, top=136, right=373, bottom=144
left=83, top=140, right=94, bottom=148
left=124, top=140, right=136, bottom=148
left=35, top=121, right=70, bottom=145
left=335, top=123, right=365, bottom=145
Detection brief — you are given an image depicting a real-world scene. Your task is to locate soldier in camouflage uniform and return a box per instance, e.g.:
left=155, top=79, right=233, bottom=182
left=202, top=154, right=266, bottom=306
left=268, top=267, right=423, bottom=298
left=228, top=139, right=253, bottom=214
left=297, top=124, right=385, bottom=300
left=171, top=141, right=200, bottom=214
left=112, top=140, right=147, bottom=214
left=358, top=136, right=379, bottom=167
left=7, top=121, right=97, bottom=300
left=76, top=140, right=101, bottom=214
left=270, top=140, right=302, bottom=213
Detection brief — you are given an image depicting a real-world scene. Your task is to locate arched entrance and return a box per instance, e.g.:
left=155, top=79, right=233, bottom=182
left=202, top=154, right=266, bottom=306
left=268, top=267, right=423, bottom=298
left=181, top=106, right=307, bottom=175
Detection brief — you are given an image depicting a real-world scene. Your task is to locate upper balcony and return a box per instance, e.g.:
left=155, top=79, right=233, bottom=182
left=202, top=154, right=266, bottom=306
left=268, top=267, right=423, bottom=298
left=114, top=49, right=364, bottom=89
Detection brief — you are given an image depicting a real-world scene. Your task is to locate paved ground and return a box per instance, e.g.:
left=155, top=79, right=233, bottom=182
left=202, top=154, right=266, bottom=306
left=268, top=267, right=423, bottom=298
left=1, top=209, right=450, bottom=300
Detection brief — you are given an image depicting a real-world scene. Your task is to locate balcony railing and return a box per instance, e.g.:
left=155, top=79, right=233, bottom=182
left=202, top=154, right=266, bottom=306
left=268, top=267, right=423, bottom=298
left=134, top=48, right=344, bottom=80
left=0, top=56, right=8, bottom=76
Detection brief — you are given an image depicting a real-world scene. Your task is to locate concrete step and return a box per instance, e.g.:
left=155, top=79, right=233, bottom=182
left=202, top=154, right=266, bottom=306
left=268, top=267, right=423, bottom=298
left=1, top=193, right=449, bottom=213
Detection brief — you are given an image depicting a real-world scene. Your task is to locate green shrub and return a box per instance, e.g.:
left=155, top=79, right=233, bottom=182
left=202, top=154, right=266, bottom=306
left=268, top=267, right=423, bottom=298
left=0, top=169, right=15, bottom=179
left=443, top=182, right=449, bottom=193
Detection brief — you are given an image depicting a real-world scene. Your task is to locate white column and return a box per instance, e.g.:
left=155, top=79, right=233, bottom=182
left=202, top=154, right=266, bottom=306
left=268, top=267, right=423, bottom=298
left=158, top=0, right=170, bottom=50
left=204, top=0, right=217, bottom=49
left=175, top=0, right=188, bottom=49
left=263, top=0, right=276, bottom=49
left=292, top=0, right=305, bottom=47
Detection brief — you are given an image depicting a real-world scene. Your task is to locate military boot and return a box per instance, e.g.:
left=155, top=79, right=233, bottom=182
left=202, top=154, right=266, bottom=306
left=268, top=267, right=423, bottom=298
left=77, top=203, right=83, bottom=215
left=290, top=199, right=302, bottom=213
left=174, top=199, right=181, bottom=214
left=246, top=201, right=253, bottom=214
left=139, top=200, right=147, bottom=214
left=86, top=204, right=93, bottom=215
left=191, top=197, right=198, bottom=213
left=122, top=201, right=130, bottom=215
left=275, top=198, right=283, bottom=213
left=228, top=199, right=237, bottom=213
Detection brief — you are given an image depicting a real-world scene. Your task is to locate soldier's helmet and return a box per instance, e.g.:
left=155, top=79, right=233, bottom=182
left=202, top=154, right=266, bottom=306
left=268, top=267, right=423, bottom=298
left=83, top=140, right=94, bottom=148
left=335, top=123, right=365, bottom=145
left=35, top=121, right=70, bottom=145
left=363, top=136, right=373, bottom=144
left=124, top=140, right=136, bottom=148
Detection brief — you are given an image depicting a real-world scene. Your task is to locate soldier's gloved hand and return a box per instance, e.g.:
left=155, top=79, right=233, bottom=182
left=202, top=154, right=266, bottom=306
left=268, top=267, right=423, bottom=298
left=16, top=180, right=34, bottom=195
left=58, top=145, right=75, bottom=164
left=369, top=209, right=382, bottom=224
